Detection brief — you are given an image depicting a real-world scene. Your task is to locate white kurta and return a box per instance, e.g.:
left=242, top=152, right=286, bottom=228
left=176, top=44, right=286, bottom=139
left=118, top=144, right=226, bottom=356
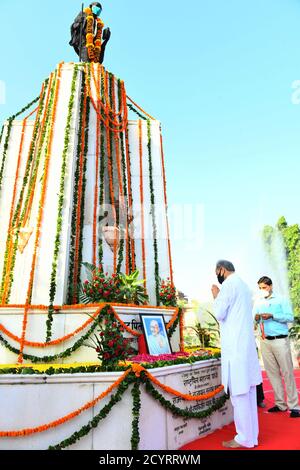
left=214, top=273, right=262, bottom=396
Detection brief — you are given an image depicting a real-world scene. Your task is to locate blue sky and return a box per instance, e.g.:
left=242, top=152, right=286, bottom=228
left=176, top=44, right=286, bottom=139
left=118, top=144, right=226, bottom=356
left=1, top=0, right=300, bottom=300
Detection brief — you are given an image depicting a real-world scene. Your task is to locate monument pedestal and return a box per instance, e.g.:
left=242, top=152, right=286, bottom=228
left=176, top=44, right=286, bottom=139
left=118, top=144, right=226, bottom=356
left=0, top=360, right=232, bottom=450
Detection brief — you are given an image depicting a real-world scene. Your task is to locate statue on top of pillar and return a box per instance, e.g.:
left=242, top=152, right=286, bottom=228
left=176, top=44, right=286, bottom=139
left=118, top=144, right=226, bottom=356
left=69, top=2, right=111, bottom=63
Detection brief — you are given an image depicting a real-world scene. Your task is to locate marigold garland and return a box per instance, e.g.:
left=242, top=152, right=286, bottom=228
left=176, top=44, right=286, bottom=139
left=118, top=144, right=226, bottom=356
left=72, top=72, right=90, bottom=303
left=0, top=303, right=179, bottom=358
left=145, top=368, right=224, bottom=401
left=0, top=118, right=28, bottom=302
left=92, top=65, right=101, bottom=265
left=118, top=80, right=129, bottom=274
left=49, top=378, right=132, bottom=450
left=144, top=377, right=228, bottom=422
left=67, top=73, right=85, bottom=303
left=0, top=305, right=105, bottom=348
left=110, top=73, right=125, bottom=273
left=108, top=71, right=119, bottom=273
left=98, top=69, right=106, bottom=267
left=138, top=120, right=147, bottom=289
left=0, top=76, right=52, bottom=303
left=0, top=365, right=226, bottom=445
left=0, top=369, right=130, bottom=437
left=46, top=65, right=79, bottom=341
left=124, top=123, right=136, bottom=271
left=126, top=95, right=156, bottom=121
left=84, top=7, right=104, bottom=63
left=0, top=94, right=40, bottom=195
left=146, top=120, right=160, bottom=304
left=159, top=130, right=174, bottom=284
left=179, top=308, right=185, bottom=352
left=85, top=65, right=128, bottom=133
left=18, top=64, right=63, bottom=363
left=103, top=70, right=117, bottom=272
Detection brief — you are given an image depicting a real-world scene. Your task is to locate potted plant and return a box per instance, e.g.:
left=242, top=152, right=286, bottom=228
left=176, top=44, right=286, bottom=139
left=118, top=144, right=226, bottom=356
left=79, top=263, right=148, bottom=305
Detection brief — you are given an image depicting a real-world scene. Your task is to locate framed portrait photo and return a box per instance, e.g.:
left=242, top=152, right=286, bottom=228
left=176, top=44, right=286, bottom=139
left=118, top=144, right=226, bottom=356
left=140, top=314, right=172, bottom=356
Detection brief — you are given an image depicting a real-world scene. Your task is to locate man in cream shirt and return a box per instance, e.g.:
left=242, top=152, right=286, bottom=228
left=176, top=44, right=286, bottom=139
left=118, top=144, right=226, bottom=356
left=211, top=260, right=262, bottom=448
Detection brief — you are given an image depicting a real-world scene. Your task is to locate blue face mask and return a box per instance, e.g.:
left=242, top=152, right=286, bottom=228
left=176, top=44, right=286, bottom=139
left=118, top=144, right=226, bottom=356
left=92, top=6, right=102, bottom=16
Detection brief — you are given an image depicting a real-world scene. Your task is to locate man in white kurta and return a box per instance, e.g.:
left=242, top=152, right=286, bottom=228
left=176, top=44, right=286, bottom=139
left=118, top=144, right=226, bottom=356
left=212, top=260, right=262, bottom=448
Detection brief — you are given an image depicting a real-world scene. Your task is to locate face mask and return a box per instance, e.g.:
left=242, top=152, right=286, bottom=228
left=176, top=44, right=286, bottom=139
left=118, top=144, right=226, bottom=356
left=260, top=289, right=270, bottom=299
left=92, top=6, right=102, bottom=16
left=217, top=272, right=225, bottom=284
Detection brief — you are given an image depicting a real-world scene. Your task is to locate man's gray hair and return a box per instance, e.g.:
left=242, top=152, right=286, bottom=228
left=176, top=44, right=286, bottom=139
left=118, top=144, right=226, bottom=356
left=216, top=260, right=235, bottom=272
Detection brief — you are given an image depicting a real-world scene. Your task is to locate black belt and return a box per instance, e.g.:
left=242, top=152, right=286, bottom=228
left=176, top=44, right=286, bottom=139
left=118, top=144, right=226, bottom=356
left=265, top=335, right=288, bottom=340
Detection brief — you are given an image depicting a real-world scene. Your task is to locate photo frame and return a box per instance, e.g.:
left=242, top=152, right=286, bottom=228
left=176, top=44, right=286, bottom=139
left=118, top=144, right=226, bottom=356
left=140, top=314, right=172, bottom=356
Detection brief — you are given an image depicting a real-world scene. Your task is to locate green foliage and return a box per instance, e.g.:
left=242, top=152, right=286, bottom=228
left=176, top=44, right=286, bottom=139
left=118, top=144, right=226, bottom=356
left=184, top=310, right=220, bottom=348
left=48, top=370, right=228, bottom=451
left=131, top=381, right=141, bottom=450
left=262, top=216, right=300, bottom=316
left=79, top=264, right=148, bottom=305
left=117, top=270, right=148, bottom=305
left=289, top=317, right=300, bottom=350
left=49, top=377, right=132, bottom=450
left=143, top=372, right=228, bottom=420
left=0, top=318, right=100, bottom=363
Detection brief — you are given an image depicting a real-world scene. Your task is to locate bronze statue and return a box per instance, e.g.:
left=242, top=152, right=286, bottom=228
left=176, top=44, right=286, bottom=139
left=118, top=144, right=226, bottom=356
left=69, top=2, right=111, bottom=63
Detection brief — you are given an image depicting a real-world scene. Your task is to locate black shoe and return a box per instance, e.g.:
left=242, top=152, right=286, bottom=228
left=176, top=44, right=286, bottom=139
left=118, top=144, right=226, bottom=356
left=258, top=401, right=266, bottom=408
left=268, top=405, right=286, bottom=413
left=290, top=410, right=300, bottom=418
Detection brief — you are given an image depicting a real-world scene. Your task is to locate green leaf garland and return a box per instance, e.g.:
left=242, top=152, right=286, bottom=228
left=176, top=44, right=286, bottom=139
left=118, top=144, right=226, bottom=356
left=48, top=377, right=132, bottom=450
left=46, top=65, right=79, bottom=341
left=67, top=71, right=85, bottom=303
left=131, top=379, right=141, bottom=450
left=146, top=119, right=160, bottom=304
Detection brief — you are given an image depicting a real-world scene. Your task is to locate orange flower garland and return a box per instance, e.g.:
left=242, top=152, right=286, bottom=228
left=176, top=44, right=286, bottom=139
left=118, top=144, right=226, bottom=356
left=179, top=308, right=185, bottom=352
left=0, top=305, right=105, bottom=348
left=110, top=72, right=125, bottom=271
left=124, top=124, right=136, bottom=271
left=0, top=364, right=224, bottom=438
left=166, top=307, right=180, bottom=330
left=84, top=7, right=104, bottom=63
left=85, top=64, right=128, bottom=133
left=0, top=303, right=179, bottom=350
left=145, top=368, right=224, bottom=401
left=0, top=369, right=130, bottom=437
left=1, top=118, right=27, bottom=302
left=18, top=64, right=63, bottom=363
left=0, top=79, right=50, bottom=305
left=160, top=131, right=174, bottom=285
left=126, top=94, right=156, bottom=121
left=92, top=65, right=101, bottom=265
left=138, top=120, right=147, bottom=287
left=72, top=84, right=88, bottom=303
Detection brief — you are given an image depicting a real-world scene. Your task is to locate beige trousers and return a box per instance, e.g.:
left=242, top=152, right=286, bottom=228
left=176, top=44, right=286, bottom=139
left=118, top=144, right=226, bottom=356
left=260, top=337, right=299, bottom=411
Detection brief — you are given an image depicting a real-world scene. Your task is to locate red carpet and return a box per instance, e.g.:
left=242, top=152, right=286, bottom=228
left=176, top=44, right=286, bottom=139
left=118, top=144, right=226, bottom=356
left=180, top=370, right=300, bottom=450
